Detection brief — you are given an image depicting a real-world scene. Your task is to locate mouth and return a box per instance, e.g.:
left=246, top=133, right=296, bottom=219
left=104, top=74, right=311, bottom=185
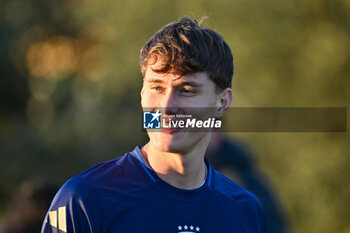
left=160, top=127, right=183, bottom=134
left=160, top=116, right=185, bottom=134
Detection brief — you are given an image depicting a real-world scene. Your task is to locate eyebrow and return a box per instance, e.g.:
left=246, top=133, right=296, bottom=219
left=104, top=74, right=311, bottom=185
left=179, top=81, right=203, bottom=87
left=145, top=79, right=165, bottom=84
left=145, top=79, right=203, bottom=87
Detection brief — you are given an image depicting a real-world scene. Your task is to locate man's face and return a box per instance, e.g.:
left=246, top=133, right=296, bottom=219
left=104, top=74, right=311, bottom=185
left=141, top=62, right=230, bottom=154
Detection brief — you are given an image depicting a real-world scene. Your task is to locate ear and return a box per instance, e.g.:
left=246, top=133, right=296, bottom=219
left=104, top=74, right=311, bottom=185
left=140, top=80, right=146, bottom=109
left=215, top=88, right=233, bottom=118
left=140, top=76, right=147, bottom=98
left=140, top=86, right=144, bottom=98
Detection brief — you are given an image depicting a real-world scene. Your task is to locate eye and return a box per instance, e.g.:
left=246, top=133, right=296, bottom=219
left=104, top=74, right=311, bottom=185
left=180, top=87, right=197, bottom=95
left=151, top=86, right=165, bottom=92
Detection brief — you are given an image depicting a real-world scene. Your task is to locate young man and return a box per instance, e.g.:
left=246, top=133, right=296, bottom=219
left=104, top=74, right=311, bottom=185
left=42, top=17, right=267, bottom=233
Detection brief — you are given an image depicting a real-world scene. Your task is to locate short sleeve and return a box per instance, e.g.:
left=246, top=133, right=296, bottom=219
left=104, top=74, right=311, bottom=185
left=41, top=178, right=104, bottom=233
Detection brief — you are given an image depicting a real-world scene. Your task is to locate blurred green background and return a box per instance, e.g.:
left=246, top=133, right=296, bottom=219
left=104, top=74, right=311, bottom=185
left=0, top=0, right=349, bottom=232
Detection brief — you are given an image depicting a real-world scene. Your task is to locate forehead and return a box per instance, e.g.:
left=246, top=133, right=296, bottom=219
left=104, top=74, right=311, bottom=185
left=144, top=65, right=209, bottom=84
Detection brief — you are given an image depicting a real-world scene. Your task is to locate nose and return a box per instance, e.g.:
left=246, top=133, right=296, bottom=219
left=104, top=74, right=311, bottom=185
left=162, top=89, right=178, bottom=115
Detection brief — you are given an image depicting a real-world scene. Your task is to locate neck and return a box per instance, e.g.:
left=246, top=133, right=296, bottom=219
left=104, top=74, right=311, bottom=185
left=141, top=135, right=210, bottom=190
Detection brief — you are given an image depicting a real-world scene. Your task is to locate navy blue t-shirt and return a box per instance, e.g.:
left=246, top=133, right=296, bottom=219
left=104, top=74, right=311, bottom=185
left=41, top=147, right=267, bottom=233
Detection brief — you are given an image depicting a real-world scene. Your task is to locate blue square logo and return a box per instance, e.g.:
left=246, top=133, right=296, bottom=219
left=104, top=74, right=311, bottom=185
left=143, top=110, right=161, bottom=129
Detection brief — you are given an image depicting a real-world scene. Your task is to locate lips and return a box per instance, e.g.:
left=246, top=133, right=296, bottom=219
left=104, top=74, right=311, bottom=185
left=160, top=127, right=182, bottom=134
left=161, top=116, right=183, bottom=134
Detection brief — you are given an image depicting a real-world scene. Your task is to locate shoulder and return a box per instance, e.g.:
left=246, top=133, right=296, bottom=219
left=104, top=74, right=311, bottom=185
left=212, top=170, right=267, bottom=232
left=55, top=153, right=137, bottom=203
left=42, top=151, right=150, bottom=233
left=212, top=169, right=264, bottom=210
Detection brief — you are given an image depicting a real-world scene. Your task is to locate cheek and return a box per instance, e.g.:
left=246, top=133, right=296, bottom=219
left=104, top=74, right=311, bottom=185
left=189, top=95, right=217, bottom=108
left=141, top=96, right=151, bottom=108
left=141, top=91, right=158, bottom=108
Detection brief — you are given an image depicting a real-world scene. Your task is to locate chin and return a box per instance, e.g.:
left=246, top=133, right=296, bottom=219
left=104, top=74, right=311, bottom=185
left=149, top=130, right=209, bottom=154
left=149, top=132, right=190, bottom=153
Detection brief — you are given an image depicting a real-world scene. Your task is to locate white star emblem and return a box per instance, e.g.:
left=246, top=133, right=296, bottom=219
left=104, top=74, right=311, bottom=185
left=196, top=227, right=200, bottom=231
left=190, top=225, right=194, bottom=230
left=184, top=225, right=188, bottom=230
left=178, top=225, right=182, bottom=230
left=150, top=110, right=161, bottom=122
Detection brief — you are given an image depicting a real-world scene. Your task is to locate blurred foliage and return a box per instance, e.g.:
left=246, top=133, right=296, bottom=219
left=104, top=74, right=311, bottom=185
left=0, top=0, right=349, bottom=232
